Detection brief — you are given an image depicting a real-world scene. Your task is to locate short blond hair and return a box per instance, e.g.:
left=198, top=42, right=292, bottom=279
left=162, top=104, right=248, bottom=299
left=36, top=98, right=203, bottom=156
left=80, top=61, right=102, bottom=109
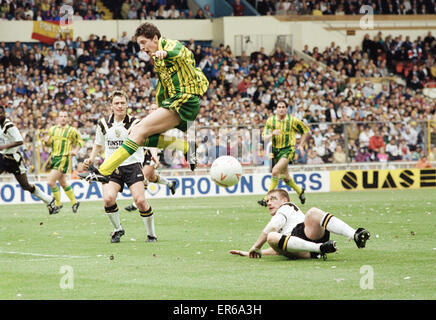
left=109, top=90, right=129, bottom=103
left=267, top=189, right=290, bottom=202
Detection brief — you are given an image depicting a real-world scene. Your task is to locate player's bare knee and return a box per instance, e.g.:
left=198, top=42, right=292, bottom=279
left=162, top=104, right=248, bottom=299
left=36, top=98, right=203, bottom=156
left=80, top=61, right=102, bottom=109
left=267, top=232, right=281, bottom=246
left=59, top=182, right=68, bottom=189
left=103, top=195, right=117, bottom=207
left=48, top=180, right=57, bottom=188
left=148, top=174, right=158, bottom=183
left=135, top=200, right=149, bottom=212
left=134, top=118, right=156, bottom=142
left=271, top=167, right=281, bottom=177
left=143, top=170, right=155, bottom=182
left=132, top=194, right=146, bottom=206
left=129, top=124, right=147, bottom=145
left=305, top=207, right=324, bottom=225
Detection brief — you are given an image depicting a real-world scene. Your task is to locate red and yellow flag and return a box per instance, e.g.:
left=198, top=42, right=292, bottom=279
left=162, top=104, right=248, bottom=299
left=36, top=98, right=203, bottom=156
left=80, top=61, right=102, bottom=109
left=31, top=21, right=73, bottom=45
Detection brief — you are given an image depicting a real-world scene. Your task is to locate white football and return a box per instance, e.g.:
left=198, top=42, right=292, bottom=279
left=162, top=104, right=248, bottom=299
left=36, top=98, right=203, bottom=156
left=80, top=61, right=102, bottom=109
left=210, top=156, right=243, bottom=188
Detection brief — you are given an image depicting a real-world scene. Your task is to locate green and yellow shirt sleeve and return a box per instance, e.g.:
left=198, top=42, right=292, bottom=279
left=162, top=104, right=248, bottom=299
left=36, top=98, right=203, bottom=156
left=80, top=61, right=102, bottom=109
left=288, top=117, right=310, bottom=147
left=160, top=38, right=185, bottom=60
left=72, top=127, right=84, bottom=148
left=291, top=117, right=310, bottom=136
left=45, top=125, right=55, bottom=146
left=262, top=117, right=273, bottom=139
left=154, top=38, right=209, bottom=102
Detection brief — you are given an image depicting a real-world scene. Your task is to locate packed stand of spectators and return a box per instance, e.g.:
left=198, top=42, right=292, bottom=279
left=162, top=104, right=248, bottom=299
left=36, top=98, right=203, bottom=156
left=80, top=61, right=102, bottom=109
left=306, top=32, right=436, bottom=90
left=0, top=31, right=435, bottom=173
left=0, top=0, right=198, bottom=21
left=116, top=0, right=204, bottom=20
left=250, top=0, right=436, bottom=16
left=1, top=0, right=435, bottom=20
left=0, top=0, right=106, bottom=21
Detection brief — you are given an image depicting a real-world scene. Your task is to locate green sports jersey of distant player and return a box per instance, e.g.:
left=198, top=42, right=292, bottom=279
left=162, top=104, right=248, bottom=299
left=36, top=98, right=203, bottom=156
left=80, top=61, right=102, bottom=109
left=47, top=125, right=84, bottom=173
left=262, top=114, right=310, bottom=149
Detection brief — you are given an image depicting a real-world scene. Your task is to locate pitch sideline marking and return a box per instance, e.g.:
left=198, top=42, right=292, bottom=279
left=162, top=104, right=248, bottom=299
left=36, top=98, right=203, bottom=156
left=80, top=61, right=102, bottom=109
left=0, top=250, right=90, bottom=259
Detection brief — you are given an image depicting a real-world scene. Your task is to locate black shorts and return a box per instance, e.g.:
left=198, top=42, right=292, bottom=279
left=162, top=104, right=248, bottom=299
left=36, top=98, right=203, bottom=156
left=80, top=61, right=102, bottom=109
left=109, top=162, right=144, bottom=189
left=279, top=223, right=330, bottom=259
left=0, top=153, right=26, bottom=175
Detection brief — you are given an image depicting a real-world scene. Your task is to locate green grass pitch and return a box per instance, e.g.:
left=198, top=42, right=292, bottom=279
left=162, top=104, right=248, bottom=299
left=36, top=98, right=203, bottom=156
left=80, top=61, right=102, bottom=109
left=0, top=189, right=435, bottom=300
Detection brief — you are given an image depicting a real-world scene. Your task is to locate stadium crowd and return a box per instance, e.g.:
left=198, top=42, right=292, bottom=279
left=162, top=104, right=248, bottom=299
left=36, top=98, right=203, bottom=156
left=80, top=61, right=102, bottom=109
left=3, top=0, right=435, bottom=21
left=262, top=0, right=436, bottom=16
left=0, top=0, right=202, bottom=21
left=0, top=28, right=435, bottom=173
left=305, top=31, right=436, bottom=89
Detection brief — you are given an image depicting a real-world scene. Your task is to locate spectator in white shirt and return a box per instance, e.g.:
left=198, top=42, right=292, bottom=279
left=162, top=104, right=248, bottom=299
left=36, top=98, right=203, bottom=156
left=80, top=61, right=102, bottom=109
left=45, top=50, right=57, bottom=68
left=312, top=127, right=324, bottom=146
left=117, top=31, right=129, bottom=46
left=55, top=49, right=68, bottom=68
left=156, top=5, right=168, bottom=19
left=98, top=61, right=110, bottom=75
left=54, top=36, right=66, bottom=51
left=309, top=98, right=322, bottom=115
left=359, top=125, right=371, bottom=149
left=73, top=11, right=83, bottom=21
left=401, top=125, right=418, bottom=149
left=385, top=138, right=401, bottom=161
left=24, top=5, right=34, bottom=19
left=246, top=80, right=257, bottom=98
left=167, top=4, right=180, bottom=18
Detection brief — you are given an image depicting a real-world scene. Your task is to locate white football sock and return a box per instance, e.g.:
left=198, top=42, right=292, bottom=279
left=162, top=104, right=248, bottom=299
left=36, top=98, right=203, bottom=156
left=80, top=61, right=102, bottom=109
left=156, top=174, right=171, bottom=187
left=139, top=207, right=156, bottom=237
left=321, top=213, right=356, bottom=239
left=106, top=212, right=122, bottom=231
left=142, top=215, right=155, bottom=237
left=32, top=186, right=52, bottom=204
left=285, top=236, right=321, bottom=253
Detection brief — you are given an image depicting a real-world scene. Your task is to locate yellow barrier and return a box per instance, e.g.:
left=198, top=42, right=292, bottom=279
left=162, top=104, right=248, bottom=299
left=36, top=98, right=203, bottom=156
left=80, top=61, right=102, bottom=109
left=330, top=168, right=436, bottom=191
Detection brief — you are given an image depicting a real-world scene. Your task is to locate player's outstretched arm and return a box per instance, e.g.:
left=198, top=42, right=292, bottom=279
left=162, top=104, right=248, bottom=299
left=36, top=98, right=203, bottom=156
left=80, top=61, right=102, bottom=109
left=230, top=232, right=269, bottom=259
left=249, top=232, right=268, bottom=257
left=229, top=250, right=249, bottom=256
left=229, top=247, right=278, bottom=258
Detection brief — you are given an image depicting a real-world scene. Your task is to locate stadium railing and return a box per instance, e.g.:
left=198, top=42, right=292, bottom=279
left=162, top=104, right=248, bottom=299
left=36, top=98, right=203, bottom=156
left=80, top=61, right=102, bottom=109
left=0, top=119, right=434, bottom=182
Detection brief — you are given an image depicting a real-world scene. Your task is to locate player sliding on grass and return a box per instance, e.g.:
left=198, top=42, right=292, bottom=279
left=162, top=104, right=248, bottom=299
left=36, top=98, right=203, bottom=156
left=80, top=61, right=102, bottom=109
left=82, top=91, right=159, bottom=243
left=231, top=189, right=370, bottom=260
left=79, top=22, right=209, bottom=184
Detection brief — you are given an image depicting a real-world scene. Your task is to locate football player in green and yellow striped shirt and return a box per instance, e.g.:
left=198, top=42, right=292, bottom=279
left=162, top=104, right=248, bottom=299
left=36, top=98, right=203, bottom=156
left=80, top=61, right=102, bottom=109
left=83, top=22, right=209, bottom=183
left=44, top=111, right=84, bottom=213
left=258, top=101, right=310, bottom=207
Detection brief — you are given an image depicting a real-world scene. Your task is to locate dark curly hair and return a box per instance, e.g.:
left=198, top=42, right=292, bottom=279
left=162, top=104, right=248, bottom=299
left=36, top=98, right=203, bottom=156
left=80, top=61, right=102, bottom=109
left=134, top=22, right=161, bottom=40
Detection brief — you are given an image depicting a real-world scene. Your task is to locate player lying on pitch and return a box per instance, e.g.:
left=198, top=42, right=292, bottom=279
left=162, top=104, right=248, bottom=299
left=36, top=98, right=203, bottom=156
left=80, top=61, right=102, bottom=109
left=230, top=189, right=370, bottom=260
